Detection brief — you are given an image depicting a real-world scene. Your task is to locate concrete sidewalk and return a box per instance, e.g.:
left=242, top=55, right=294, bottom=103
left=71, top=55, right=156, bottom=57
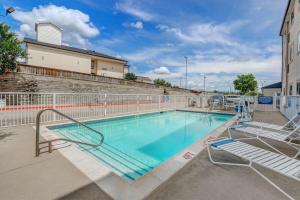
left=0, top=111, right=299, bottom=200
left=147, top=111, right=300, bottom=200
left=0, top=126, right=111, bottom=200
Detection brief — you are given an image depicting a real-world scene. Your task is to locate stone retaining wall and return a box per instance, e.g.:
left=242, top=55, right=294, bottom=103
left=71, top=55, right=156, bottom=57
left=0, top=72, right=198, bottom=95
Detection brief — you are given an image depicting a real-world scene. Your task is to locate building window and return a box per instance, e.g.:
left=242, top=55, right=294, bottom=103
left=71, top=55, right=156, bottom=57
left=297, top=82, right=300, bottom=95
left=289, top=44, right=294, bottom=62
left=298, top=33, right=300, bottom=52
left=291, top=12, right=294, bottom=25
left=289, top=85, right=293, bottom=95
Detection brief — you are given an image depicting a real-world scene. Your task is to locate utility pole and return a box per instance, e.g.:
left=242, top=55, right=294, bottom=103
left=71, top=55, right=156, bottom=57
left=184, top=56, right=188, bottom=89
left=203, top=74, right=207, bottom=94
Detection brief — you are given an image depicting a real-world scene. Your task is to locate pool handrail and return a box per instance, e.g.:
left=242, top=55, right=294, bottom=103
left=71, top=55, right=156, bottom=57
left=35, top=108, right=104, bottom=157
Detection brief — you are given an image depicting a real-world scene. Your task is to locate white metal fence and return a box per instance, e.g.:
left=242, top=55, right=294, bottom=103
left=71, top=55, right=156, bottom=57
left=280, top=96, right=300, bottom=119
left=0, top=93, right=193, bottom=127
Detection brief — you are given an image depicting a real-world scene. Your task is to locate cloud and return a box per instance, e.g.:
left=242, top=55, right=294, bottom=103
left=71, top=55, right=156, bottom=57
left=153, top=66, right=171, bottom=75
left=124, top=46, right=175, bottom=62
left=157, top=21, right=246, bottom=46
left=115, top=0, right=154, bottom=21
left=129, top=21, right=143, bottom=29
left=11, top=4, right=100, bottom=47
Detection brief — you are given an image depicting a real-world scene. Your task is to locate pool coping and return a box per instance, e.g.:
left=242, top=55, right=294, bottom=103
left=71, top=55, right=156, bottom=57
left=38, top=110, right=238, bottom=200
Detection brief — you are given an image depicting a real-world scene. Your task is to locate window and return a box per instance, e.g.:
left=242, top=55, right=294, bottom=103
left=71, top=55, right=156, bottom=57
left=297, top=82, right=300, bottom=95
left=289, top=44, right=294, bottom=62
left=291, top=11, right=294, bottom=25
left=298, top=33, right=300, bottom=52
left=289, top=85, right=293, bottom=95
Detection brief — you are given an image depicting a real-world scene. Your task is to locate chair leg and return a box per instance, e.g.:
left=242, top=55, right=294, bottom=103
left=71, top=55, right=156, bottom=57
left=250, top=165, right=295, bottom=200
left=207, top=144, right=295, bottom=200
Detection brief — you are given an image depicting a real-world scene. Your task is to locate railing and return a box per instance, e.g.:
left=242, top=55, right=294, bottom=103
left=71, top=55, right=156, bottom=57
left=280, top=96, right=300, bottom=119
left=0, top=92, right=191, bottom=127
left=36, top=109, right=104, bottom=156
left=16, top=64, right=196, bottom=93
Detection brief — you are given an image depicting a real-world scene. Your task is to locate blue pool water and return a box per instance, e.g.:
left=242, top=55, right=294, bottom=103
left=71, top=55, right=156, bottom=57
left=49, top=111, right=233, bottom=181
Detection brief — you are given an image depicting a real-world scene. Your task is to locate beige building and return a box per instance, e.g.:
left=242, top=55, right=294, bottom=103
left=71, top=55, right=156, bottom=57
left=280, top=0, right=300, bottom=95
left=24, top=22, right=128, bottom=79
left=136, top=76, right=153, bottom=83
left=261, top=82, right=282, bottom=96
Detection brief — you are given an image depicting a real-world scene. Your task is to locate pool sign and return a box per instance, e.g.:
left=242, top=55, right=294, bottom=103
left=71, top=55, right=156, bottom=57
left=258, top=96, right=273, bottom=105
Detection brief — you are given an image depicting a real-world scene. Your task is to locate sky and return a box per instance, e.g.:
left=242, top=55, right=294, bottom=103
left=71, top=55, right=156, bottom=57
left=0, top=0, right=288, bottom=91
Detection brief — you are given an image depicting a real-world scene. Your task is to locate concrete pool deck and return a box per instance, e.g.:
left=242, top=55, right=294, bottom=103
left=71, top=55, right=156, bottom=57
left=0, top=110, right=300, bottom=200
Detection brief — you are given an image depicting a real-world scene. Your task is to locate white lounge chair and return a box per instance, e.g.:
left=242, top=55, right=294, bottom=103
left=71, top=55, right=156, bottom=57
left=228, top=124, right=300, bottom=158
left=241, top=112, right=300, bottom=131
left=207, top=137, right=300, bottom=200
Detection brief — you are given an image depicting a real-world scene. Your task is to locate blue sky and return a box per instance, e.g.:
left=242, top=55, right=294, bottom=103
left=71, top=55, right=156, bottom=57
left=1, top=0, right=287, bottom=91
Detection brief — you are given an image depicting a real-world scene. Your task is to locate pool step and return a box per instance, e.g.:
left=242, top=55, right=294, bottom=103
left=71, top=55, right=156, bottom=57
left=58, top=130, right=153, bottom=181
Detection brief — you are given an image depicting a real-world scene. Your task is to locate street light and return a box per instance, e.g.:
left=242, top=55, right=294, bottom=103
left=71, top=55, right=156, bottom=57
left=260, top=80, right=266, bottom=93
left=0, top=7, right=15, bottom=17
left=203, top=74, right=207, bottom=94
left=184, top=56, right=188, bottom=89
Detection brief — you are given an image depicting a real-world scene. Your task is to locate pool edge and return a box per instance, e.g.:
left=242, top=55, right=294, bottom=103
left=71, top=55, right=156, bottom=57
left=38, top=110, right=238, bottom=200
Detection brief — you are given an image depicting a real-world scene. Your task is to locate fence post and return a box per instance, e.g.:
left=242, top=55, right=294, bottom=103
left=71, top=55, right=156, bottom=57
left=53, top=93, right=57, bottom=121
left=104, top=94, right=107, bottom=116
left=158, top=95, right=161, bottom=111
left=137, top=95, right=140, bottom=113
left=272, top=94, right=276, bottom=111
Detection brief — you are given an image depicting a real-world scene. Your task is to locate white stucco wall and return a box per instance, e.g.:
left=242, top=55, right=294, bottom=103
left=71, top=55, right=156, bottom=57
left=282, top=0, right=300, bottom=95
left=36, top=23, right=62, bottom=46
left=26, top=44, right=91, bottom=74
left=262, top=88, right=281, bottom=96
left=96, top=59, right=125, bottom=79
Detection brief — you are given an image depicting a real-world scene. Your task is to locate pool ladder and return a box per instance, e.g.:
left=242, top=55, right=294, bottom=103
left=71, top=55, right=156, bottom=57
left=35, top=109, right=104, bottom=157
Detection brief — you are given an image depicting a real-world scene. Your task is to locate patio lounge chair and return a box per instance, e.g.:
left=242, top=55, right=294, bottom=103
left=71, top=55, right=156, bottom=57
left=207, top=137, right=300, bottom=200
left=241, top=112, right=300, bottom=131
left=227, top=124, right=300, bottom=158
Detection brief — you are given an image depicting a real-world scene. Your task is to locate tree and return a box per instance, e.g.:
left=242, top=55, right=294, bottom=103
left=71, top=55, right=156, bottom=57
left=124, top=72, right=137, bottom=81
left=233, top=73, right=258, bottom=95
left=153, top=78, right=172, bottom=87
left=0, top=23, right=25, bottom=75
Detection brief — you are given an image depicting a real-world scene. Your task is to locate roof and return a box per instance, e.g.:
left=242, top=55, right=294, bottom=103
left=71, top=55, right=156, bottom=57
left=35, top=22, right=63, bottom=32
left=23, top=37, right=128, bottom=63
left=262, top=82, right=282, bottom=89
left=280, top=0, right=292, bottom=36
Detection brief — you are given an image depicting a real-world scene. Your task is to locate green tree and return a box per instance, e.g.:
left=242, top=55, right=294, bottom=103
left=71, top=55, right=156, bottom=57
left=0, top=23, right=25, bottom=75
left=153, top=78, right=172, bottom=87
left=124, top=72, right=137, bottom=81
left=233, top=73, right=258, bottom=95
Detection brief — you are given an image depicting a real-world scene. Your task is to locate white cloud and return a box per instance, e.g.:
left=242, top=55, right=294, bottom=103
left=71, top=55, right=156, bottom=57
left=115, top=0, right=154, bottom=21
left=153, top=66, right=171, bottom=75
left=12, top=4, right=100, bottom=47
left=157, top=21, right=246, bottom=46
left=124, top=46, right=175, bottom=62
left=130, top=21, right=143, bottom=29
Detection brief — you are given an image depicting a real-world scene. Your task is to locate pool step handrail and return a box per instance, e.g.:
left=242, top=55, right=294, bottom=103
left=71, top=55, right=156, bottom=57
left=35, top=108, right=104, bottom=157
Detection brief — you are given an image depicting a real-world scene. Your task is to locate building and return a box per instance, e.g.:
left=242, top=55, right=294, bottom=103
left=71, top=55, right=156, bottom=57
left=261, top=82, right=282, bottom=96
left=23, top=22, right=128, bottom=79
left=136, top=76, right=153, bottom=83
left=280, top=0, right=300, bottom=95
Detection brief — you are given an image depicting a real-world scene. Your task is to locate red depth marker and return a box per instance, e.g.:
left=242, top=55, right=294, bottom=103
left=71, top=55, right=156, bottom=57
left=183, top=152, right=195, bottom=160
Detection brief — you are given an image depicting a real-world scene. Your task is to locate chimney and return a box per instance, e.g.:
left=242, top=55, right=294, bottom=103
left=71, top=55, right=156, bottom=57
left=35, top=22, right=63, bottom=46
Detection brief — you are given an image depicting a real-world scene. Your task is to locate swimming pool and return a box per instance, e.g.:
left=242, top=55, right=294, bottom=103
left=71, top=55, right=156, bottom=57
left=49, top=111, right=234, bottom=181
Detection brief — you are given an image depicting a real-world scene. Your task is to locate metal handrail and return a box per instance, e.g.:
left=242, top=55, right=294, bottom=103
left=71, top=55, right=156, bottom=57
left=36, top=109, right=104, bottom=156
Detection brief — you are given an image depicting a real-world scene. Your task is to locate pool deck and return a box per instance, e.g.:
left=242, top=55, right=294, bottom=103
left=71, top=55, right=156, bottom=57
left=0, top=110, right=300, bottom=200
